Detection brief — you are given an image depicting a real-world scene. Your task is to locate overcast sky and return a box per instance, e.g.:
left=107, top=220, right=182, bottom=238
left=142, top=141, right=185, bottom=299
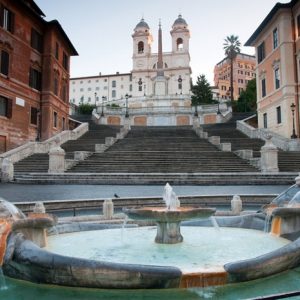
left=35, top=0, right=289, bottom=84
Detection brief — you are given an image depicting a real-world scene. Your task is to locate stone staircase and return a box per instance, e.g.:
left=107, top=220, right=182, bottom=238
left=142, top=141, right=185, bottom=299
left=203, top=113, right=300, bottom=172
left=67, top=126, right=258, bottom=173
left=203, top=113, right=264, bottom=158
left=13, top=116, right=120, bottom=174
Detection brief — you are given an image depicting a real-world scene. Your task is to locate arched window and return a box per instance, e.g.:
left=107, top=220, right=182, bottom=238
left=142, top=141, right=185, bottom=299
left=177, top=38, right=183, bottom=50
left=138, top=41, right=144, bottom=54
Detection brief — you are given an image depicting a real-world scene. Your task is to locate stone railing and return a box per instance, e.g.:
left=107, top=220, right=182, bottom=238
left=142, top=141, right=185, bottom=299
left=98, top=103, right=230, bottom=116
left=0, top=122, right=89, bottom=169
left=237, top=115, right=300, bottom=151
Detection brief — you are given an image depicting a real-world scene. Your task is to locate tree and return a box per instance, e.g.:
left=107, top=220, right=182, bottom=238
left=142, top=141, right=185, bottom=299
left=191, top=74, right=214, bottom=106
left=234, top=79, right=257, bottom=112
left=78, top=103, right=95, bottom=114
left=223, top=35, right=241, bottom=102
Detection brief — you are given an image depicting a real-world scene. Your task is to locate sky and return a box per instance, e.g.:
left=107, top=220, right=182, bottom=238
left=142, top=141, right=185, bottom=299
left=35, top=0, right=290, bottom=84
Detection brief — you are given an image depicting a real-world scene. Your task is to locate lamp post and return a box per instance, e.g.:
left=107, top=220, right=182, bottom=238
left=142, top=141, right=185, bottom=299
left=291, top=103, right=297, bottom=139
left=94, top=92, right=97, bottom=109
left=125, top=93, right=129, bottom=118
left=101, top=96, right=105, bottom=117
left=194, top=104, right=198, bottom=117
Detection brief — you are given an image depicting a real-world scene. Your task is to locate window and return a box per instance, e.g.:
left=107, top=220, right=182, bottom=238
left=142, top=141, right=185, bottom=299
left=261, top=78, right=266, bottom=98
left=88, top=97, right=91, bottom=102
left=95, top=87, right=100, bottom=91
left=30, top=107, right=38, bottom=125
left=55, top=42, right=59, bottom=60
left=0, top=50, right=9, bottom=76
left=62, top=117, right=66, bottom=131
left=276, top=106, right=282, bottom=124
left=274, top=67, right=280, bottom=89
left=88, top=80, right=91, bottom=83
left=138, top=41, right=144, bottom=54
left=297, top=15, right=300, bottom=37
left=112, top=90, right=116, bottom=98
left=257, top=42, right=265, bottom=63
left=31, top=29, right=43, bottom=52
left=80, top=88, right=84, bottom=92
left=0, top=95, right=12, bottom=118
left=1, top=6, right=14, bottom=33
left=238, top=87, right=243, bottom=95
left=61, top=83, right=67, bottom=102
left=263, top=113, right=267, bottom=128
left=53, top=111, right=58, bottom=128
left=138, top=85, right=142, bottom=92
left=273, top=28, right=278, bottom=49
left=112, top=80, right=116, bottom=88
left=62, top=52, right=68, bottom=70
left=54, top=77, right=58, bottom=95
left=176, top=38, right=183, bottom=50
left=29, top=67, right=42, bottom=90
left=88, top=87, right=92, bottom=91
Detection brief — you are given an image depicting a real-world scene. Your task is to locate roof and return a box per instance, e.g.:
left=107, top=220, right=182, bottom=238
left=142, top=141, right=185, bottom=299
left=173, top=14, right=188, bottom=27
left=216, top=52, right=256, bottom=66
left=71, top=73, right=132, bottom=80
left=48, top=20, right=78, bottom=56
left=20, top=0, right=45, bottom=17
left=134, top=18, right=150, bottom=30
left=245, top=0, right=298, bottom=46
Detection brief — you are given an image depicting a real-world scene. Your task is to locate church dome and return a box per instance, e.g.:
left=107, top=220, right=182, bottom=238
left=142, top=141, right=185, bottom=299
left=134, top=18, right=150, bottom=31
left=173, top=14, right=188, bottom=28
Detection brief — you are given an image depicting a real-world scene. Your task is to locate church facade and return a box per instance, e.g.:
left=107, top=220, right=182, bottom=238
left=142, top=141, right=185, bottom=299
left=70, top=15, right=192, bottom=109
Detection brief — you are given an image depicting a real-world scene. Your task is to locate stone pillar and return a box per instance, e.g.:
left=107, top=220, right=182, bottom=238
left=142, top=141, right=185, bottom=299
left=34, top=202, right=46, bottom=214
left=192, top=117, right=200, bottom=129
left=123, top=118, right=131, bottom=131
left=103, top=199, right=114, bottom=219
left=231, top=195, right=242, bottom=215
left=208, top=136, right=220, bottom=146
left=260, top=135, right=279, bottom=173
left=48, top=138, right=65, bottom=173
left=1, top=158, right=14, bottom=182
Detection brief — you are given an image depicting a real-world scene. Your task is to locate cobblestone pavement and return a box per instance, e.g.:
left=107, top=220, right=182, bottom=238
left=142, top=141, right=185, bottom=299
left=0, top=183, right=289, bottom=202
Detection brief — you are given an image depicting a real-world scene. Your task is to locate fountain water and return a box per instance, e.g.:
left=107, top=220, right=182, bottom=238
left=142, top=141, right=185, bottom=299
left=123, top=183, right=216, bottom=244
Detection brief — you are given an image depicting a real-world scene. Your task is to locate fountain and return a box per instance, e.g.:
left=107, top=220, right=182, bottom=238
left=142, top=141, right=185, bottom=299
left=123, top=183, right=216, bottom=244
left=2, top=183, right=300, bottom=291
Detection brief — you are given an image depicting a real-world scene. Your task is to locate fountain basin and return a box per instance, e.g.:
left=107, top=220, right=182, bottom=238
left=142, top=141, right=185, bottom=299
left=123, top=206, right=215, bottom=244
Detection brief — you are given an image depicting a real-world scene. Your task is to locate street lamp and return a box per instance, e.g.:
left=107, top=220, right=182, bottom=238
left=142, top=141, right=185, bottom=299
left=194, top=104, right=198, bottom=117
left=125, top=93, right=129, bottom=118
left=94, top=92, right=97, bottom=108
left=291, top=103, right=297, bottom=139
left=101, top=96, right=105, bottom=117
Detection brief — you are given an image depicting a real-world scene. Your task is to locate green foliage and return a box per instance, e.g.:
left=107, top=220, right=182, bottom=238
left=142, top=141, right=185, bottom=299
left=77, top=103, right=95, bottom=114
left=106, top=103, right=120, bottom=108
left=191, top=74, right=214, bottom=105
left=234, top=79, right=257, bottom=112
left=223, top=35, right=241, bottom=59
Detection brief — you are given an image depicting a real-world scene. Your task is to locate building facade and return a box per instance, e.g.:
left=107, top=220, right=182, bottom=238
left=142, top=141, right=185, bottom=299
left=245, top=0, right=300, bottom=139
left=0, top=0, right=77, bottom=153
left=214, top=53, right=256, bottom=101
left=69, top=15, right=192, bottom=110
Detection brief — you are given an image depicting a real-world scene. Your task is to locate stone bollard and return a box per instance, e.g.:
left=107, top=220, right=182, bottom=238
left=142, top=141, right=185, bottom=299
left=231, top=195, right=242, bottom=215
left=103, top=199, right=114, bottom=219
left=33, top=202, right=46, bottom=214
left=48, top=137, right=65, bottom=173
left=260, top=135, right=279, bottom=173
left=1, top=158, right=14, bottom=182
left=220, top=143, right=231, bottom=152
left=74, top=151, right=89, bottom=161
